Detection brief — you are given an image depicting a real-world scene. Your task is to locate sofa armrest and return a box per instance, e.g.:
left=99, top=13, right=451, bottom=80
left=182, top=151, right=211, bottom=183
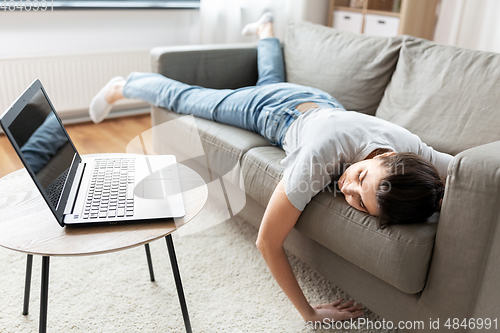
left=150, top=43, right=258, bottom=89
left=419, top=140, right=500, bottom=322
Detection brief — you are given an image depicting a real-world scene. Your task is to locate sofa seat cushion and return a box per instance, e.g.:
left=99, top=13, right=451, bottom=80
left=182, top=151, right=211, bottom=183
left=241, top=146, right=286, bottom=207
left=240, top=147, right=437, bottom=294
left=375, top=36, right=500, bottom=156
left=284, top=22, right=402, bottom=116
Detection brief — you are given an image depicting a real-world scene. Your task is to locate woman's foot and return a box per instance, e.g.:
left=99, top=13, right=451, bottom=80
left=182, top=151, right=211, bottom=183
left=241, top=12, right=274, bottom=38
left=89, top=76, right=125, bottom=123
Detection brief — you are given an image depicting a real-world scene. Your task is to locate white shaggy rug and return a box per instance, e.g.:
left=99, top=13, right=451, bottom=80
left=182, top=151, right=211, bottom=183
left=0, top=206, right=397, bottom=333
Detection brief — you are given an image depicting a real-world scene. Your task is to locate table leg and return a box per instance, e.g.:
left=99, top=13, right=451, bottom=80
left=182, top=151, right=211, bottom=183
left=39, top=256, right=50, bottom=333
left=165, top=235, right=192, bottom=333
left=23, top=254, right=33, bottom=315
left=144, top=243, right=155, bottom=282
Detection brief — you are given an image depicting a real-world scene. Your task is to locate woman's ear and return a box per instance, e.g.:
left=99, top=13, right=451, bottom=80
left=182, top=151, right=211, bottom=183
left=373, top=151, right=397, bottom=159
left=436, top=198, right=443, bottom=212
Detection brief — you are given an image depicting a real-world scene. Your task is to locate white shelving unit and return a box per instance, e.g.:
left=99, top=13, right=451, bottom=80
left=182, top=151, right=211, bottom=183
left=328, top=0, right=439, bottom=40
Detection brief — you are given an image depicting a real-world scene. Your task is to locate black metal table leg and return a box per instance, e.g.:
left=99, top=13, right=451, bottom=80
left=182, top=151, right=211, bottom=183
left=23, top=254, right=33, bottom=315
left=165, top=235, right=192, bottom=333
left=144, top=243, right=155, bottom=282
left=39, top=256, right=50, bottom=333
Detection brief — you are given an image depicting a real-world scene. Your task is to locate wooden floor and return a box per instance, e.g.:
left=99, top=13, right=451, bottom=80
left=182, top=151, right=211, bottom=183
left=0, top=114, right=152, bottom=178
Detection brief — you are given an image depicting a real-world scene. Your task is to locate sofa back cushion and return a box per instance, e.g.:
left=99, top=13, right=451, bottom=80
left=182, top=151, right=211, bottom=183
left=284, top=22, right=402, bottom=116
left=376, top=37, right=500, bottom=155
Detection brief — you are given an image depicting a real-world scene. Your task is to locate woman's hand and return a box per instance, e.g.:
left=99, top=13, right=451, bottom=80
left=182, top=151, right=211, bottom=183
left=306, top=299, right=364, bottom=322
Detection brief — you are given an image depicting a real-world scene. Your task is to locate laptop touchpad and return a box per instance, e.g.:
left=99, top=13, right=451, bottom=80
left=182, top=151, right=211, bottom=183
left=141, top=179, right=174, bottom=199
left=135, top=178, right=174, bottom=199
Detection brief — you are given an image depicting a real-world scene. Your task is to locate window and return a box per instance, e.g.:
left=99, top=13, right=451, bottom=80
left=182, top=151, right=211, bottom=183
left=52, top=0, right=200, bottom=10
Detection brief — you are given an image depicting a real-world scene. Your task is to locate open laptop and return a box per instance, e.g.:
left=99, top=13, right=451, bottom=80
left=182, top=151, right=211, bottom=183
left=0, top=79, right=185, bottom=227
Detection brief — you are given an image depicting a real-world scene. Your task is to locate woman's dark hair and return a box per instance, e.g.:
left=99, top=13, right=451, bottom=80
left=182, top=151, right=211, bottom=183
left=376, top=152, right=445, bottom=228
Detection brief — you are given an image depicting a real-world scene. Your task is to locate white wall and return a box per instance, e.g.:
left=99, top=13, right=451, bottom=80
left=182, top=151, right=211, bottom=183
left=0, top=1, right=332, bottom=60
left=198, top=0, right=329, bottom=44
left=0, top=9, right=200, bottom=58
left=0, top=9, right=201, bottom=119
left=0, top=3, right=332, bottom=118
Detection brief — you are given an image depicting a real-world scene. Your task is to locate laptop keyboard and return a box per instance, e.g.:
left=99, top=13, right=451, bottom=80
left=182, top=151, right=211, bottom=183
left=83, top=158, right=135, bottom=219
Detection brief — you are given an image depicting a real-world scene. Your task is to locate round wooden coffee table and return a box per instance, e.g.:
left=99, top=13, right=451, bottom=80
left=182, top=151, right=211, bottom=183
left=0, top=158, right=207, bottom=333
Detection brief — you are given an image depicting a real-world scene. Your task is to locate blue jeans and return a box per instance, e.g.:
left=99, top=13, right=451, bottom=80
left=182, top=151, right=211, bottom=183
left=123, top=38, right=344, bottom=147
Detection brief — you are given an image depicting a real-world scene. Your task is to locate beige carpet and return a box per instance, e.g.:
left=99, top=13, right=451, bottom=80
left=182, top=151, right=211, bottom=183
left=0, top=206, right=397, bottom=333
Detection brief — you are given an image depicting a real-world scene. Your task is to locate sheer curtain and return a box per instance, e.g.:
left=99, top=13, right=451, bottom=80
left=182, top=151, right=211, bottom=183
left=199, top=0, right=329, bottom=44
left=434, top=0, right=500, bottom=53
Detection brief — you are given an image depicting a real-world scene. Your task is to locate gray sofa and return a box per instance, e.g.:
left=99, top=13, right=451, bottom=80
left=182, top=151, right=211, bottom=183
left=149, top=22, right=500, bottom=332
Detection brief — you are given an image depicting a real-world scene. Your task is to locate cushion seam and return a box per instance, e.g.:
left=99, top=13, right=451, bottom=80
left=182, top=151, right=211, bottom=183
left=201, top=137, right=247, bottom=158
left=243, top=154, right=284, bottom=180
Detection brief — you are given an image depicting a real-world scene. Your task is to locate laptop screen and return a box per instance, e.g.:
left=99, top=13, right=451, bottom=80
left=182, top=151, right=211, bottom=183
left=7, top=88, right=77, bottom=209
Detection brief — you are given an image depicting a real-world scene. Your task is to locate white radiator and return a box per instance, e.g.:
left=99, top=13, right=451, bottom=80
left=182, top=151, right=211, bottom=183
left=0, top=51, right=151, bottom=121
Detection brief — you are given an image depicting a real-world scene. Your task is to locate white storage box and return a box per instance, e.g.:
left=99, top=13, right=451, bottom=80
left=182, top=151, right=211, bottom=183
left=364, top=14, right=400, bottom=37
left=333, top=10, right=363, bottom=34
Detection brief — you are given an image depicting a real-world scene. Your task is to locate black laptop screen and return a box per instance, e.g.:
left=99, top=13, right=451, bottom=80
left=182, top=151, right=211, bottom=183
left=8, top=88, right=76, bottom=208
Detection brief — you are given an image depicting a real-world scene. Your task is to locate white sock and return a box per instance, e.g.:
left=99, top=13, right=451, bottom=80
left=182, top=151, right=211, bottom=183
left=89, top=76, right=124, bottom=124
left=241, top=12, right=274, bottom=36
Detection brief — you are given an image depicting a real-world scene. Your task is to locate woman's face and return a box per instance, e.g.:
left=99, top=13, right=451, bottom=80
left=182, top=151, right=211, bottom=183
left=337, top=152, right=394, bottom=216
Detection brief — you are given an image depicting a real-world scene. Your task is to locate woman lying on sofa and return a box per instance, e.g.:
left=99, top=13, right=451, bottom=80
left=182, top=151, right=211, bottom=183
left=89, top=13, right=452, bottom=323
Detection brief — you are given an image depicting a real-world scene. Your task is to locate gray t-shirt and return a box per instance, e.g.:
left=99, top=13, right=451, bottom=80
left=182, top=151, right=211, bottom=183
left=281, top=108, right=453, bottom=211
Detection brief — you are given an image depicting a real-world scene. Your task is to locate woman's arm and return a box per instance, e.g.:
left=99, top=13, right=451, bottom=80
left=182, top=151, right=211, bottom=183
left=256, top=180, right=313, bottom=318
left=256, top=180, right=364, bottom=322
